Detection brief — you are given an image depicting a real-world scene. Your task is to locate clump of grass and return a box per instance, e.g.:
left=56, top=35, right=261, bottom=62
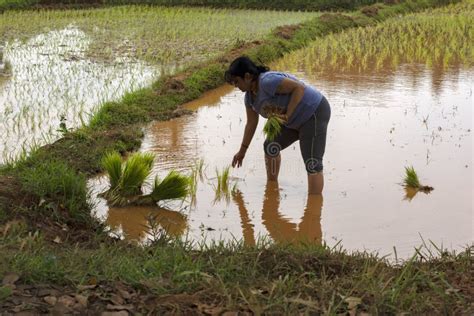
left=403, top=166, right=434, bottom=193
left=149, top=171, right=189, bottom=202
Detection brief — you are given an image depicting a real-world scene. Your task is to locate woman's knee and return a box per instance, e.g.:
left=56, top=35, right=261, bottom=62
left=305, top=157, right=323, bottom=174
left=263, top=140, right=282, bottom=157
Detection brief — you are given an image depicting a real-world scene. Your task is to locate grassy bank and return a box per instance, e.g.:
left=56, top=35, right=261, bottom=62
left=1, top=0, right=381, bottom=13
left=0, top=223, right=472, bottom=313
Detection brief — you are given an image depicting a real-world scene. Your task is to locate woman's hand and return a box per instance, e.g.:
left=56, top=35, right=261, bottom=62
left=275, top=113, right=289, bottom=123
left=232, top=149, right=246, bottom=168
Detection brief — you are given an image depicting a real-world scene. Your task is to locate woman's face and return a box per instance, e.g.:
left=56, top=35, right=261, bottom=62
left=230, top=73, right=253, bottom=92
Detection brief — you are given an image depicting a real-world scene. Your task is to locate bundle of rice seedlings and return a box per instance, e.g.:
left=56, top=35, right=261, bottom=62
left=403, top=166, right=434, bottom=193
left=100, top=151, right=154, bottom=206
left=120, top=152, right=154, bottom=196
left=149, top=171, right=189, bottom=202
left=102, top=151, right=122, bottom=190
left=263, top=116, right=285, bottom=142
left=262, top=104, right=286, bottom=141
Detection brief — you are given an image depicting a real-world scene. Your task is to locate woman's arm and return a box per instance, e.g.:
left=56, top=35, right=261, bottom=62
left=275, top=78, right=305, bottom=119
left=232, top=107, right=259, bottom=168
left=241, top=106, right=259, bottom=150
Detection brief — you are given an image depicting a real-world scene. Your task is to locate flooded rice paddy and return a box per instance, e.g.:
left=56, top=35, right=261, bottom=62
left=0, top=26, right=156, bottom=163
left=90, top=62, right=472, bottom=259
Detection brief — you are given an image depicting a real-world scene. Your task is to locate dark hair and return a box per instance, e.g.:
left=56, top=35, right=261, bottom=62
left=224, top=56, right=269, bottom=83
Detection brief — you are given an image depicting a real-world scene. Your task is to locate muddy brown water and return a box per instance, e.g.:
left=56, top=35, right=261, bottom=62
left=90, top=63, right=472, bottom=259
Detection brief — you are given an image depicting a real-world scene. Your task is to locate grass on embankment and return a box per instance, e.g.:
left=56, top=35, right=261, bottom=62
left=0, top=224, right=472, bottom=313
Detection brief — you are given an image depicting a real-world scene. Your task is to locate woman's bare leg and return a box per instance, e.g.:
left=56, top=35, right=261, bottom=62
left=308, top=172, right=324, bottom=195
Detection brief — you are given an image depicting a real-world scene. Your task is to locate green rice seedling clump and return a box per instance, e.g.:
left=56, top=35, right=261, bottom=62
left=101, top=151, right=122, bottom=190
left=150, top=171, right=189, bottom=202
left=403, top=165, right=434, bottom=193
left=101, top=151, right=154, bottom=206
left=404, top=166, right=421, bottom=188
left=120, top=152, right=154, bottom=196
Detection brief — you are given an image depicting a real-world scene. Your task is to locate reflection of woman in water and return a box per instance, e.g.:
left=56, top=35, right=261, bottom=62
left=232, top=183, right=322, bottom=245
left=226, top=56, right=331, bottom=194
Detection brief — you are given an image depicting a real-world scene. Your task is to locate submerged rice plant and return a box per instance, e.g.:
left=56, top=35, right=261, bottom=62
left=188, top=159, right=205, bottom=205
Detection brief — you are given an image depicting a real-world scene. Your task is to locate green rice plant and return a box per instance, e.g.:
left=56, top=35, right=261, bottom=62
left=404, top=166, right=420, bottom=188
left=149, top=171, right=189, bottom=202
left=188, top=167, right=198, bottom=205
left=101, top=151, right=122, bottom=190
left=119, top=152, right=154, bottom=196
left=100, top=151, right=154, bottom=206
left=195, top=158, right=205, bottom=179
left=214, top=166, right=235, bottom=203
left=263, top=116, right=285, bottom=142
left=216, top=166, right=230, bottom=193
left=403, top=166, right=434, bottom=193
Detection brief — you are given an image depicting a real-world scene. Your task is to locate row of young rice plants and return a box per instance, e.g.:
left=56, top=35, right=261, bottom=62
left=0, top=6, right=319, bottom=65
left=273, top=0, right=473, bottom=73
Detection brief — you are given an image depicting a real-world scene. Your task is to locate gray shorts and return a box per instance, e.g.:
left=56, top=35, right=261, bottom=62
left=264, top=96, right=331, bottom=173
